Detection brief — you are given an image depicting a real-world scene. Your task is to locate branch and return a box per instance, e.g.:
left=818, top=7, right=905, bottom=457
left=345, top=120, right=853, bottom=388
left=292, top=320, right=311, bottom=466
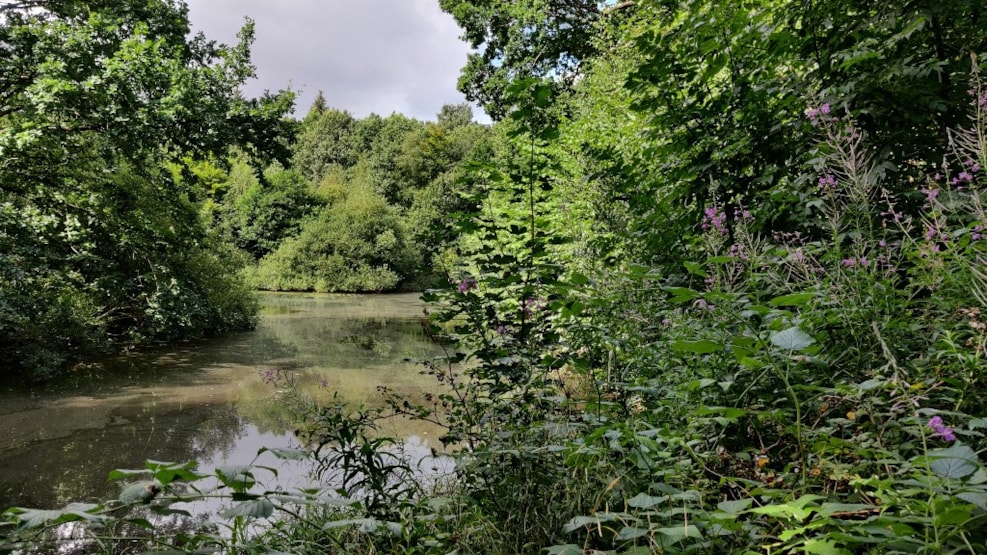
left=603, top=1, right=635, bottom=14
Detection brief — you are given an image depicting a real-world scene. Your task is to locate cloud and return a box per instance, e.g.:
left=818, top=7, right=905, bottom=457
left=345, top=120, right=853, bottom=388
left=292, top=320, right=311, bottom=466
left=185, top=0, right=486, bottom=122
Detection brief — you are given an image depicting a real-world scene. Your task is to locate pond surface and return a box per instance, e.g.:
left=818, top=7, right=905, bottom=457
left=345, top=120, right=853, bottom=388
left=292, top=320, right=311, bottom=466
left=0, top=292, right=448, bottom=512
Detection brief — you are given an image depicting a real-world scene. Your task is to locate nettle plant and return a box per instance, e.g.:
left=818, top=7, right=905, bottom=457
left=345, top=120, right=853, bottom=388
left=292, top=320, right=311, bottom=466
left=552, top=86, right=987, bottom=553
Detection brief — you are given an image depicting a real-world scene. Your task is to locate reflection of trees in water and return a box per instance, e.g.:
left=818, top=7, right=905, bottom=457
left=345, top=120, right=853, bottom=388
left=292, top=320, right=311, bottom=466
left=0, top=404, right=247, bottom=510
left=259, top=315, right=436, bottom=369
left=0, top=293, right=438, bottom=511
left=185, top=408, right=248, bottom=463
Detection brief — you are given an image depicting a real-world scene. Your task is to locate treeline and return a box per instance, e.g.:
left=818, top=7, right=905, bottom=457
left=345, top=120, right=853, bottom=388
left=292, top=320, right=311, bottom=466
left=197, top=99, right=492, bottom=293
left=0, top=0, right=491, bottom=380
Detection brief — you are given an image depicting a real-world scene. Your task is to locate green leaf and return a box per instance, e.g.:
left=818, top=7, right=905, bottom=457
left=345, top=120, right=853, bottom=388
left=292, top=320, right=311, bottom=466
left=124, top=517, right=155, bottom=530
left=769, top=292, right=815, bottom=307
left=655, top=524, right=702, bottom=541
left=664, top=286, right=699, bottom=303
left=928, top=444, right=979, bottom=479
left=618, top=526, right=650, bottom=540
left=683, top=261, right=707, bottom=277
left=563, top=514, right=616, bottom=533
left=818, top=503, right=878, bottom=517
left=144, top=461, right=201, bottom=485
left=221, top=498, right=274, bottom=519
left=323, top=518, right=380, bottom=532
left=671, top=339, right=723, bottom=354
left=569, top=272, right=590, bottom=285
left=627, top=492, right=666, bottom=509
left=802, top=538, right=850, bottom=555
left=216, top=465, right=256, bottom=490
left=119, top=481, right=160, bottom=505
left=545, top=545, right=584, bottom=555
left=717, top=498, right=753, bottom=514
left=107, top=468, right=150, bottom=481
left=770, top=327, right=815, bottom=351
left=10, top=503, right=104, bottom=530
left=955, top=490, right=987, bottom=510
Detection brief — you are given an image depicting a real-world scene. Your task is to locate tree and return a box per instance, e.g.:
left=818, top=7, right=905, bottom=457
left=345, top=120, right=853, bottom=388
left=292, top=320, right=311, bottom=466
left=291, top=108, right=358, bottom=182
left=250, top=179, right=416, bottom=293
left=214, top=161, right=318, bottom=259
left=304, top=90, right=329, bottom=123
left=438, top=0, right=604, bottom=119
left=0, top=0, right=294, bottom=378
left=437, top=103, right=474, bottom=130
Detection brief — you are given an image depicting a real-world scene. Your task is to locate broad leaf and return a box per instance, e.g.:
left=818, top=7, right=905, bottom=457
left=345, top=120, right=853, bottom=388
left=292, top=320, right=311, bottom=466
left=119, top=481, right=160, bottom=505
left=770, top=327, right=815, bottom=351
left=928, top=444, right=979, bottom=479
left=671, top=339, right=723, bottom=354
left=769, top=292, right=815, bottom=307
left=221, top=498, right=274, bottom=519
left=717, top=498, right=752, bottom=514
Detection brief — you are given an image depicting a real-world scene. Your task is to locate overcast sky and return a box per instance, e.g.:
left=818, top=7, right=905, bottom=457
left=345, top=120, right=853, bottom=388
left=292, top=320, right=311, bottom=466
left=184, top=0, right=486, bottom=123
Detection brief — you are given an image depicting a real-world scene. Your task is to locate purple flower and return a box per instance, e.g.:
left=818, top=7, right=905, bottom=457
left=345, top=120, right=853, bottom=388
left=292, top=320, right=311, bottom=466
left=701, top=206, right=727, bottom=233
left=928, top=416, right=956, bottom=442
left=820, top=103, right=831, bottom=115
left=260, top=368, right=278, bottom=385
left=319, top=379, right=329, bottom=389
left=457, top=277, right=477, bottom=293
left=522, top=297, right=545, bottom=317
left=818, top=174, right=837, bottom=191
left=921, top=187, right=939, bottom=203
left=841, top=258, right=856, bottom=267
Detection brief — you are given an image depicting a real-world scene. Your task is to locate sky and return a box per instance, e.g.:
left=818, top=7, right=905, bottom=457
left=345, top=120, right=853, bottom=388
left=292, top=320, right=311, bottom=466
left=184, top=0, right=486, bottom=123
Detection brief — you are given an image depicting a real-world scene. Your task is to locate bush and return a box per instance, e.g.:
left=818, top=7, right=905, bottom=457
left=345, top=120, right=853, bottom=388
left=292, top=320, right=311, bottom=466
left=249, top=180, right=416, bottom=292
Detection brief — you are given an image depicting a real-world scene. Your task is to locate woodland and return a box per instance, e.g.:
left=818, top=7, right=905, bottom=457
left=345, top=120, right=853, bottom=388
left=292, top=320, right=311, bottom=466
left=4, top=0, right=987, bottom=553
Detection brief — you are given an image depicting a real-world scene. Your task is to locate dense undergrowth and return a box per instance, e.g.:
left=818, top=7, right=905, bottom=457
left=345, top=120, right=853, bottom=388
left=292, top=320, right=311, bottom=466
left=7, top=85, right=987, bottom=553
left=6, top=0, right=987, bottom=553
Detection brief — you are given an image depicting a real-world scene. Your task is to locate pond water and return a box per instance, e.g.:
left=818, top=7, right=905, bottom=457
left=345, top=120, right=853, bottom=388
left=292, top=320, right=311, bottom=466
left=0, top=292, right=449, bottom=512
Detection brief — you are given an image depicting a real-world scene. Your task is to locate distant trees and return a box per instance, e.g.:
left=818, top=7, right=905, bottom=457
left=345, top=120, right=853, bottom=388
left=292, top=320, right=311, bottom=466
left=201, top=102, right=493, bottom=293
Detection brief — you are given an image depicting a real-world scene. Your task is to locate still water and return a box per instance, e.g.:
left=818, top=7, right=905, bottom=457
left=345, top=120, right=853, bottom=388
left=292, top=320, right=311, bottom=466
left=0, top=292, right=447, bottom=511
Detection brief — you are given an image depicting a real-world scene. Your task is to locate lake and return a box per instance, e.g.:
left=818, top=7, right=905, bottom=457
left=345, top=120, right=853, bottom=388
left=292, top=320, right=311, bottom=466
left=0, top=292, right=449, bottom=512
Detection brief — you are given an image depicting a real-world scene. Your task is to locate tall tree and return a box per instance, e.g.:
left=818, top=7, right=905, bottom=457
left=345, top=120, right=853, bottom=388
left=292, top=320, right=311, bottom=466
left=0, top=0, right=294, bottom=378
left=291, top=108, right=358, bottom=182
left=438, top=0, right=604, bottom=119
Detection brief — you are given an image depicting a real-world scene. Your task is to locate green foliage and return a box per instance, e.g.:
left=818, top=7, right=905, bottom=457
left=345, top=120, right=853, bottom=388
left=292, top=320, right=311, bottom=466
left=211, top=160, right=319, bottom=259
left=249, top=178, right=415, bottom=292
left=0, top=0, right=292, bottom=379
left=291, top=108, right=359, bottom=182
left=246, top=103, right=493, bottom=292
left=438, top=0, right=607, bottom=119
left=13, top=1, right=987, bottom=554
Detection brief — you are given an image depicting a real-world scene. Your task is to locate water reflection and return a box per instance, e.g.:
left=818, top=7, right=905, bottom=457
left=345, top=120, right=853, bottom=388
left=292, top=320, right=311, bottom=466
left=0, top=293, right=446, bottom=511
